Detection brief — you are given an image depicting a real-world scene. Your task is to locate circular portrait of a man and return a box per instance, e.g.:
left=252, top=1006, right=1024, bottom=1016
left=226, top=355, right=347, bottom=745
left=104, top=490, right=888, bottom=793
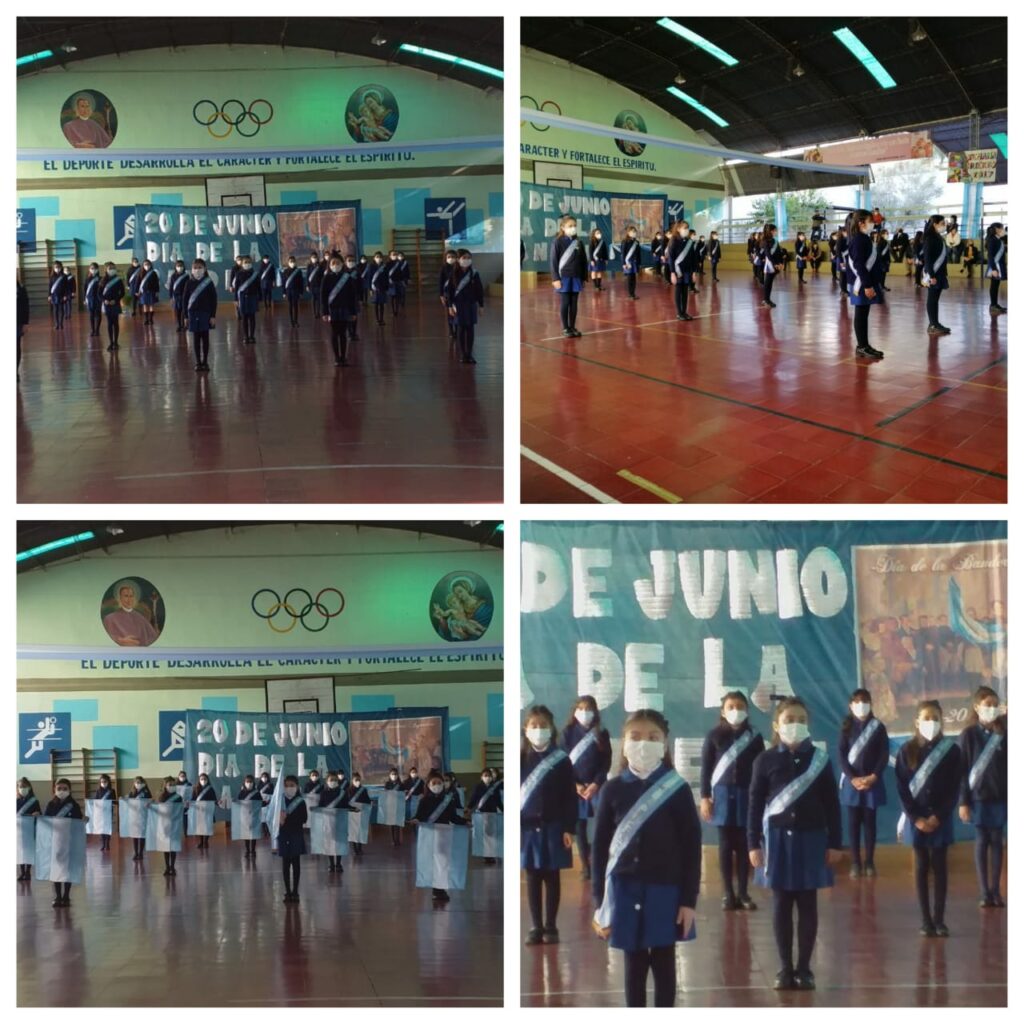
left=61, top=90, right=117, bottom=149
left=100, top=577, right=164, bottom=647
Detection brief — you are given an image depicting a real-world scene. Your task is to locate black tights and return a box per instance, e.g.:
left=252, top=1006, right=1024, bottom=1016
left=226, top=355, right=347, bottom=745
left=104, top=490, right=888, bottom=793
left=330, top=321, right=348, bottom=362
left=624, top=946, right=676, bottom=1007
left=990, top=279, right=1002, bottom=306
left=674, top=280, right=689, bottom=317
left=974, top=827, right=1004, bottom=898
left=245, top=839, right=257, bottom=855
left=772, top=889, right=818, bottom=972
left=192, top=330, right=210, bottom=365
left=854, top=304, right=871, bottom=348
left=89, top=311, right=102, bottom=335
left=176, top=305, right=185, bottom=330
left=457, top=326, right=475, bottom=359
left=163, top=852, right=177, bottom=869
left=52, top=882, right=71, bottom=900
left=51, top=303, right=64, bottom=329
left=106, top=313, right=120, bottom=346
left=283, top=856, right=301, bottom=893
left=559, top=291, right=579, bottom=330
left=375, top=302, right=386, bottom=324
left=914, top=846, right=948, bottom=926
left=133, top=838, right=145, bottom=856
left=847, top=807, right=877, bottom=866
left=525, top=868, right=561, bottom=930
left=926, top=288, right=941, bottom=326
left=288, top=296, right=300, bottom=323
left=390, top=825, right=402, bottom=845
left=243, top=313, right=256, bottom=340
left=626, top=274, right=637, bottom=297
left=575, top=820, right=591, bottom=865
left=763, top=274, right=775, bottom=303
left=717, top=826, right=750, bottom=897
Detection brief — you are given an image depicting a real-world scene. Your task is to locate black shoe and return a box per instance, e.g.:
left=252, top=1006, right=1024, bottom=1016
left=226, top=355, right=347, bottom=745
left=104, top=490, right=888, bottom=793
left=466, top=356, right=477, bottom=364
left=163, top=868, right=171, bottom=876
left=935, top=923, right=950, bottom=938
left=283, top=891, right=293, bottom=904
left=52, top=897, right=63, bottom=908
left=677, top=314, right=693, bottom=321
left=920, top=923, right=937, bottom=937
left=774, top=969, right=795, bottom=990
left=927, top=324, right=945, bottom=334
left=542, top=928, right=559, bottom=944
left=484, top=857, right=496, bottom=865
left=328, top=861, right=335, bottom=873
left=438, top=891, right=451, bottom=903
left=793, top=970, right=816, bottom=991
left=570, top=328, right=582, bottom=337
left=850, top=864, right=862, bottom=879
left=525, top=928, right=544, bottom=946
left=561, top=328, right=573, bottom=337
left=722, top=893, right=739, bottom=911
left=936, top=324, right=952, bottom=334
left=864, top=864, right=877, bottom=878
left=195, top=363, right=204, bottom=371
left=980, top=896, right=995, bottom=908
left=991, top=894, right=1006, bottom=907
left=170, top=867, right=177, bottom=876
left=737, top=894, right=758, bottom=911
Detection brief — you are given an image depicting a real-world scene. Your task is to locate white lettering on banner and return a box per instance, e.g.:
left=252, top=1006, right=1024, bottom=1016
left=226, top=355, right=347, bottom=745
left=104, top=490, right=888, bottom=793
left=521, top=542, right=569, bottom=613
left=624, top=644, right=664, bottom=712
left=252, top=722, right=266, bottom=747
left=578, top=642, right=623, bottom=709
left=728, top=550, right=779, bottom=619
left=572, top=547, right=613, bottom=618
left=235, top=720, right=252, bottom=746
left=679, top=550, right=727, bottom=619
left=800, top=547, right=848, bottom=617
left=704, top=637, right=725, bottom=707
left=634, top=551, right=675, bottom=620
left=776, top=550, right=803, bottom=619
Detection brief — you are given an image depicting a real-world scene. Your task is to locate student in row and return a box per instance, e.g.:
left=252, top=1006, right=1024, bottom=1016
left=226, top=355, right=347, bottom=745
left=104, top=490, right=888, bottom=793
left=93, top=773, right=116, bottom=851
left=551, top=216, right=587, bottom=338
left=560, top=694, right=611, bottom=881
left=128, top=776, right=151, bottom=860
left=620, top=225, right=642, bottom=300
left=468, top=766, right=503, bottom=865
left=319, top=771, right=350, bottom=873
left=321, top=253, right=359, bottom=367
left=348, top=771, right=371, bottom=858
left=237, top=773, right=262, bottom=860
left=46, top=779, right=83, bottom=907
left=191, top=770, right=217, bottom=850
left=17, top=778, right=41, bottom=881
left=384, top=766, right=404, bottom=846
left=414, top=769, right=469, bottom=903
left=183, top=258, right=217, bottom=372
left=278, top=774, right=308, bottom=903
left=282, top=254, right=306, bottom=327
left=157, top=775, right=183, bottom=876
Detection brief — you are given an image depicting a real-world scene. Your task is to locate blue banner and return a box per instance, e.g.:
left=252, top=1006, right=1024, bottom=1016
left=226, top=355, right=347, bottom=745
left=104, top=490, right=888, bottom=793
left=521, top=521, right=1007, bottom=844
left=666, top=198, right=685, bottom=227
left=520, top=183, right=666, bottom=272
left=424, top=197, right=467, bottom=240
left=113, top=206, right=136, bottom=250
left=19, top=712, right=71, bottom=765
left=133, top=201, right=362, bottom=300
left=16, top=208, right=36, bottom=253
left=158, top=710, right=187, bottom=761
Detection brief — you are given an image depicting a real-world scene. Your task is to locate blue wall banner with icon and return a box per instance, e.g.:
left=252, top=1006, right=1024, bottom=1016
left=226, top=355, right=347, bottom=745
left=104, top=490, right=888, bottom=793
left=424, top=198, right=467, bottom=240
left=17, top=207, right=37, bottom=252
left=19, top=712, right=72, bottom=765
left=158, top=710, right=188, bottom=761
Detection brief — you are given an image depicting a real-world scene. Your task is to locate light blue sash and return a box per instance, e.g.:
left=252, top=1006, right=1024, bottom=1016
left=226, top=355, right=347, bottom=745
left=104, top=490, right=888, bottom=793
left=325, top=789, right=346, bottom=809
left=674, top=238, right=694, bottom=272
left=103, top=278, right=120, bottom=297
left=50, top=276, right=63, bottom=296
left=520, top=748, right=569, bottom=813
left=762, top=746, right=828, bottom=872
left=371, top=267, right=386, bottom=289
left=405, top=779, right=424, bottom=799
left=624, top=241, right=639, bottom=267
left=350, top=785, right=367, bottom=803
left=558, top=239, right=580, bottom=275
left=427, top=793, right=454, bottom=823
left=173, top=273, right=187, bottom=294
left=97, top=788, right=113, bottom=800
left=128, top=267, right=141, bottom=288
left=932, top=243, right=947, bottom=275
left=909, top=737, right=954, bottom=798
left=237, top=271, right=259, bottom=295
left=477, top=780, right=502, bottom=809
left=284, top=794, right=305, bottom=815
left=308, top=264, right=322, bottom=284
left=454, top=271, right=475, bottom=298
left=194, top=784, right=213, bottom=801
left=328, top=272, right=352, bottom=305
left=764, top=240, right=780, bottom=275
left=594, top=769, right=686, bottom=928
left=139, top=269, right=157, bottom=292
left=847, top=718, right=881, bottom=768
left=187, top=276, right=213, bottom=310
left=260, top=264, right=274, bottom=282
left=284, top=270, right=301, bottom=291
left=86, top=278, right=98, bottom=298
left=17, top=797, right=38, bottom=815
left=711, top=730, right=753, bottom=788
left=55, top=802, right=74, bottom=818
left=969, top=731, right=1003, bottom=792
left=568, top=729, right=598, bottom=766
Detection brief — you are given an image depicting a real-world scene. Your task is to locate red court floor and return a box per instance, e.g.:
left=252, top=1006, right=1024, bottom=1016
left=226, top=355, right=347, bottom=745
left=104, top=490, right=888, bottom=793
left=521, top=270, right=1006, bottom=503
left=18, top=826, right=502, bottom=1007
left=18, top=296, right=502, bottom=503
left=521, top=846, right=1007, bottom=1007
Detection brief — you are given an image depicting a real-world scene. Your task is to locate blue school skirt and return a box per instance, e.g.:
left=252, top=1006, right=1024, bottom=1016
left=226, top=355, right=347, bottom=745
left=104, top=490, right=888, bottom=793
left=187, top=310, right=213, bottom=333
left=372, top=290, right=388, bottom=305
left=141, top=288, right=159, bottom=305
left=452, top=302, right=479, bottom=328
left=237, top=292, right=259, bottom=315
left=756, top=827, right=834, bottom=891
left=172, top=292, right=185, bottom=310
left=589, top=259, right=607, bottom=272
left=521, top=821, right=573, bottom=871
left=276, top=831, right=307, bottom=858
left=839, top=773, right=887, bottom=809
left=971, top=800, right=1007, bottom=830
left=904, top=813, right=955, bottom=849
left=710, top=783, right=748, bottom=828
left=554, top=278, right=583, bottom=294
left=605, top=876, right=689, bottom=952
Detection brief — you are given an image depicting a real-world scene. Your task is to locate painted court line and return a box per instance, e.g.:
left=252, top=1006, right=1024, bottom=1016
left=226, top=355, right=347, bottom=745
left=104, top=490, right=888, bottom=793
left=522, top=982, right=1007, bottom=997
left=521, top=445, right=620, bottom=503
left=617, top=468, right=683, bottom=503
left=117, top=463, right=503, bottom=481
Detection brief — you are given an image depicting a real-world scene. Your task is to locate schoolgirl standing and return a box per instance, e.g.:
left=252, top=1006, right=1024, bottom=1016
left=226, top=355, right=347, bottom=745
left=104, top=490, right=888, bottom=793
left=168, top=259, right=188, bottom=333
left=48, top=261, right=69, bottom=330
left=846, top=210, right=885, bottom=360
left=828, top=232, right=839, bottom=283
left=666, top=219, right=697, bottom=321
left=895, top=700, right=962, bottom=936
left=985, top=223, right=1007, bottom=315
left=521, top=705, right=576, bottom=945
left=687, top=230, right=701, bottom=293
left=439, top=249, right=458, bottom=338
left=838, top=688, right=889, bottom=877
left=912, top=230, right=925, bottom=288
left=321, top=253, right=359, bottom=367
left=748, top=697, right=842, bottom=991
left=155, top=776, right=183, bottom=876
left=876, top=230, right=892, bottom=291
left=588, top=228, right=610, bottom=291
left=560, top=694, right=611, bottom=881
left=958, top=686, right=1007, bottom=907
left=348, top=771, right=371, bottom=858
left=319, top=771, right=350, bottom=873
left=278, top=775, right=308, bottom=903
left=93, top=773, right=116, bottom=851
left=62, top=266, right=76, bottom=322
left=922, top=215, right=952, bottom=335
left=17, top=778, right=40, bottom=881
left=182, top=258, right=216, bottom=372
left=550, top=216, right=587, bottom=338
left=620, top=225, right=642, bottom=300
left=708, top=231, right=722, bottom=281
left=235, top=256, right=260, bottom=343
left=368, top=252, right=389, bottom=326
left=794, top=232, right=808, bottom=284
left=836, top=227, right=849, bottom=299
left=238, top=774, right=262, bottom=860
left=468, top=766, right=503, bottom=865
left=759, top=223, right=784, bottom=309
left=258, top=254, right=277, bottom=309
left=414, top=770, right=469, bottom=903
left=700, top=691, right=765, bottom=911
left=307, top=251, right=324, bottom=319
left=84, top=263, right=102, bottom=337
left=137, top=259, right=160, bottom=326
left=128, top=776, right=151, bottom=860
left=44, top=779, right=83, bottom=906
left=696, top=235, right=707, bottom=277
left=650, top=231, right=667, bottom=283
left=282, top=255, right=305, bottom=327
left=445, top=249, right=484, bottom=364
left=191, top=771, right=216, bottom=850
left=304, top=770, right=323, bottom=797
left=126, top=257, right=142, bottom=317
left=748, top=233, right=759, bottom=280
left=386, top=251, right=403, bottom=317
left=385, top=767, right=404, bottom=846
left=592, top=709, right=701, bottom=1008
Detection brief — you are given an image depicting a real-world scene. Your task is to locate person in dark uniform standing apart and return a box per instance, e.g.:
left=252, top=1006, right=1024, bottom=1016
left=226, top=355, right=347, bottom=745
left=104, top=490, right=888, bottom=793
left=321, top=253, right=359, bottom=367
left=168, top=259, right=189, bottom=333
left=620, top=225, right=642, bottom=300
left=137, top=259, right=160, bottom=326
left=307, top=251, right=324, bottom=319
left=587, top=227, right=610, bottom=292
left=922, top=214, right=952, bottom=335
left=84, top=263, right=103, bottom=338
left=550, top=216, right=587, bottom=338
left=17, top=777, right=40, bottom=881
left=708, top=230, right=722, bottom=282
left=794, top=232, right=808, bottom=285
left=759, top=223, right=784, bottom=309
left=700, top=691, right=764, bottom=911
left=748, top=698, right=842, bottom=991
left=182, top=258, right=217, bottom=372
left=235, top=255, right=260, bottom=343
left=846, top=210, right=885, bottom=359
left=414, top=770, right=469, bottom=903
left=44, top=779, right=83, bottom=907
left=560, top=695, right=611, bottom=881
left=258, top=253, right=277, bottom=311
left=985, top=222, right=1007, bottom=315
left=445, top=249, right=485, bottom=364
left=93, top=773, right=116, bottom=852
left=100, top=262, right=125, bottom=352
left=126, top=256, right=142, bottom=317
left=48, top=260, right=69, bottom=330
left=277, top=775, right=308, bottom=903
left=667, top=219, right=697, bottom=321
left=282, top=254, right=305, bottom=328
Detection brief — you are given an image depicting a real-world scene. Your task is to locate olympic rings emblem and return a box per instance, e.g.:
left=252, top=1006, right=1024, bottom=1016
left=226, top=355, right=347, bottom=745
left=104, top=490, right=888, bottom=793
left=521, top=95, right=561, bottom=133
left=193, top=99, right=274, bottom=139
left=251, top=587, right=345, bottom=633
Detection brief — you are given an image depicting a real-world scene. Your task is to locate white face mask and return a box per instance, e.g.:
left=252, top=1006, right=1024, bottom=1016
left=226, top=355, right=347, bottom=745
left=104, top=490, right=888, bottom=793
left=166, top=785, right=175, bottom=793
left=526, top=727, right=551, bottom=748
left=429, top=784, right=444, bottom=795
left=919, top=720, right=942, bottom=741
left=199, top=779, right=208, bottom=787
left=284, top=787, right=297, bottom=798
left=574, top=708, right=595, bottom=727
left=459, top=258, right=472, bottom=268
left=330, top=265, right=342, bottom=274
left=623, top=739, right=665, bottom=775
left=328, top=781, right=339, bottom=790
left=310, top=776, right=319, bottom=784
left=56, top=789, right=70, bottom=799
left=353, top=781, right=361, bottom=789
left=594, top=233, right=602, bottom=240
left=564, top=226, right=577, bottom=237
left=346, top=262, right=356, bottom=269
left=978, top=705, right=1000, bottom=724
left=851, top=702, right=871, bottom=719
left=778, top=722, right=810, bottom=745
left=446, top=257, right=455, bottom=264
left=288, top=261, right=296, bottom=268
left=19, top=787, right=29, bottom=796
left=724, top=708, right=747, bottom=726
left=100, top=780, right=109, bottom=788
left=389, top=774, right=397, bottom=781
left=482, top=776, right=492, bottom=785
left=242, top=263, right=252, bottom=271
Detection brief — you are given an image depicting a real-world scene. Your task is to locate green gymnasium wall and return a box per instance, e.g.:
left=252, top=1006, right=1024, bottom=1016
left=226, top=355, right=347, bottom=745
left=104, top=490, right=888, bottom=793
left=17, top=46, right=503, bottom=263
left=521, top=49, right=725, bottom=220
